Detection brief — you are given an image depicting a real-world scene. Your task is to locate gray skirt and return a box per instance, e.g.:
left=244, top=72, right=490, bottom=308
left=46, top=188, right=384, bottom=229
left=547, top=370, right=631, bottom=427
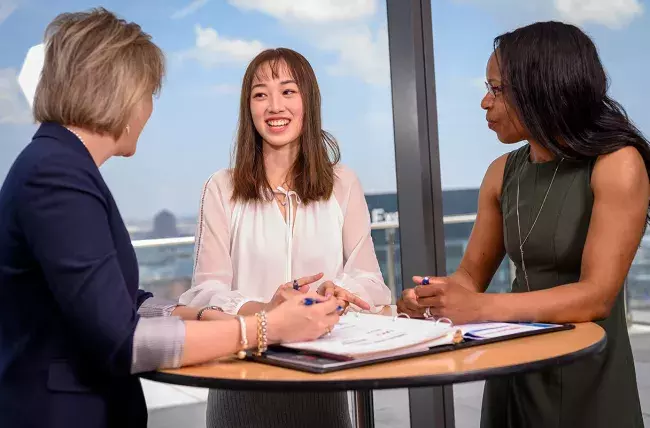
left=206, top=389, right=353, bottom=428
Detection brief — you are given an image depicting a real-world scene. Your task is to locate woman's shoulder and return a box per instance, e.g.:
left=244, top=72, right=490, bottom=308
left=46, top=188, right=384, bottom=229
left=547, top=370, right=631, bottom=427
left=592, top=146, right=647, bottom=192
left=203, top=168, right=234, bottom=193
left=334, top=163, right=362, bottom=188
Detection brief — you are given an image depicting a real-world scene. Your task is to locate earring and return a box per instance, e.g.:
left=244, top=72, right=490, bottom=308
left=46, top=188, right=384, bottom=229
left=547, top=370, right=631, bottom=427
left=125, top=125, right=131, bottom=136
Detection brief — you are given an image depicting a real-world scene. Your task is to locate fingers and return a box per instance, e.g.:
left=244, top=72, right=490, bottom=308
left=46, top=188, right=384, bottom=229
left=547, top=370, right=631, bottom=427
left=401, top=289, right=420, bottom=311
left=316, top=280, right=335, bottom=296
left=396, top=298, right=424, bottom=318
left=319, top=283, right=371, bottom=310
left=414, top=283, right=445, bottom=298
left=343, top=293, right=371, bottom=310
left=296, top=272, right=324, bottom=288
left=412, top=276, right=445, bottom=286
left=313, top=295, right=340, bottom=315
left=416, top=296, right=444, bottom=308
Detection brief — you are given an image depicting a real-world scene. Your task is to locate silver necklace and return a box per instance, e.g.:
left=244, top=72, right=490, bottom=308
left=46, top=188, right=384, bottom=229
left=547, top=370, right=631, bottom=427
left=515, top=155, right=563, bottom=291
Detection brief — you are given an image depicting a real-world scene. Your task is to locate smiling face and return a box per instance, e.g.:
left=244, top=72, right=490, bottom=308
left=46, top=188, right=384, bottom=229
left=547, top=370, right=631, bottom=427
left=249, top=60, right=304, bottom=149
left=480, top=51, right=529, bottom=145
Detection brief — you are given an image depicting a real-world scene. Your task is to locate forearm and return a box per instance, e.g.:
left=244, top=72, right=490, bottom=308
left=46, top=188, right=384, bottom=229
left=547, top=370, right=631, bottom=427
left=237, top=301, right=267, bottom=316
left=450, top=267, right=483, bottom=293
left=482, top=281, right=609, bottom=323
left=131, top=315, right=262, bottom=373
left=180, top=318, right=259, bottom=366
left=170, top=305, right=200, bottom=320
left=139, top=297, right=228, bottom=321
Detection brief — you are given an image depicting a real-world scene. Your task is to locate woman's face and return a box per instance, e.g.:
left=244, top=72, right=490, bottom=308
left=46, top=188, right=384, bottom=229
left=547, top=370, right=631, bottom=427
left=481, top=52, right=528, bottom=145
left=249, top=61, right=304, bottom=149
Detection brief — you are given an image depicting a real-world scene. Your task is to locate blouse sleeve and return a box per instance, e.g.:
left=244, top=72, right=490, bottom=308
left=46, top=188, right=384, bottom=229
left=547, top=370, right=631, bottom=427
left=333, top=167, right=393, bottom=308
left=178, top=172, right=256, bottom=315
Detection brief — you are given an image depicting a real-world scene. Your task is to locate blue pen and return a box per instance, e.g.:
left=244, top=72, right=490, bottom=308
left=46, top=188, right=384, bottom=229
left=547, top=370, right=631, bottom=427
left=303, top=297, right=343, bottom=312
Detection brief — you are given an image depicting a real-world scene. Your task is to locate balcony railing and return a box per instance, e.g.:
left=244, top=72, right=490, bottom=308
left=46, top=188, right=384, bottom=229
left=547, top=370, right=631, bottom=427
left=131, top=213, right=650, bottom=324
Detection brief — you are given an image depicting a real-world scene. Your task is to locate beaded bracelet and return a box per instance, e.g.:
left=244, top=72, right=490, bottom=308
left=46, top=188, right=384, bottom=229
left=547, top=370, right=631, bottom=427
left=254, top=311, right=268, bottom=356
left=197, top=305, right=221, bottom=321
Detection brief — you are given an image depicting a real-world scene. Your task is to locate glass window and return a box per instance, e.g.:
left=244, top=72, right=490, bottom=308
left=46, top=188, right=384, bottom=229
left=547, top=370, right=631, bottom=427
left=431, top=0, right=650, bottom=425
left=0, top=1, right=409, bottom=425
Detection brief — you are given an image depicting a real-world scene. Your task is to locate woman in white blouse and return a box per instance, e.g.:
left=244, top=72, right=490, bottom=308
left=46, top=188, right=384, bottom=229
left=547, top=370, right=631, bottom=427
left=179, top=48, right=392, bottom=428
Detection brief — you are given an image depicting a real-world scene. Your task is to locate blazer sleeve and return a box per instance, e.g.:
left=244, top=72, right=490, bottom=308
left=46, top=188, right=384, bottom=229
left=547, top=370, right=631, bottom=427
left=18, top=156, right=141, bottom=377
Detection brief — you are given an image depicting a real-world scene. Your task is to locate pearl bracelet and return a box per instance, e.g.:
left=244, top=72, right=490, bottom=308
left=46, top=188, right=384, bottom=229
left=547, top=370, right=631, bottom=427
left=236, top=316, right=248, bottom=359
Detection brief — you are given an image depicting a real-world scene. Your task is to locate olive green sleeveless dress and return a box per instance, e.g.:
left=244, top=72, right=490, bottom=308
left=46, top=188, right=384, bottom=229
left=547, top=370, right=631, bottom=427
left=480, top=145, right=644, bottom=428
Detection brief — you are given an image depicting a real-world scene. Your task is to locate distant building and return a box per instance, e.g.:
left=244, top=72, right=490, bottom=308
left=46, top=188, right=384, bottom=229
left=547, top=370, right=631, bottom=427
left=148, top=210, right=180, bottom=239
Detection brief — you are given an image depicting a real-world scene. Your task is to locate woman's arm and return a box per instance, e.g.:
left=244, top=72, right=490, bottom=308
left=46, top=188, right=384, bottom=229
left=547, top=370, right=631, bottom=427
left=412, top=147, right=648, bottom=324
left=483, top=146, right=648, bottom=323
left=452, top=154, right=508, bottom=292
left=397, top=155, right=507, bottom=319
left=331, top=168, right=392, bottom=307
left=132, top=293, right=343, bottom=373
left=178, top=172, right=260, bottom=315
left=137, top=294, right=231, bottom=321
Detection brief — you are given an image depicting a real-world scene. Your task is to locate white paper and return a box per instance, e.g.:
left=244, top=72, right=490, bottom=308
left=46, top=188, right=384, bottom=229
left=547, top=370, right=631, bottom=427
left=282, top=313, right=458, bottom=358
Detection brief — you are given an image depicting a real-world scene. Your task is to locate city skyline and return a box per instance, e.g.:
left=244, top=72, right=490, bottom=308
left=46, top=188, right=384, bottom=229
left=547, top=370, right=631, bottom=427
left=0, top=0, right=648, bottom=219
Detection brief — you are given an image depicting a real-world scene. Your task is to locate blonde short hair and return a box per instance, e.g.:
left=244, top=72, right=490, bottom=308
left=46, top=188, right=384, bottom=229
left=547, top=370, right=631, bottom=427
left=33, top=8, right=165, bottom=139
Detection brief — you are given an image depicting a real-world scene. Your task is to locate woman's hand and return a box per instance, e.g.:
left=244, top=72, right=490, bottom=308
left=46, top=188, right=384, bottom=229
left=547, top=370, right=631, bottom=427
left=396, top=287, right=426, bottom=318
left=266, top=293, right=342, bottom=344
left=266, top=273, right=324, bottom=310
left=397, top=275, right=486, bottom=324
left=316, top=280, right=371, bottom=312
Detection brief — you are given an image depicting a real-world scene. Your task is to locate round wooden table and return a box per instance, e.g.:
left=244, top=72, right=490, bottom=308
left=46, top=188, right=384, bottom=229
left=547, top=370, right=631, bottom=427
left=141, top=321, right=606, bottom=428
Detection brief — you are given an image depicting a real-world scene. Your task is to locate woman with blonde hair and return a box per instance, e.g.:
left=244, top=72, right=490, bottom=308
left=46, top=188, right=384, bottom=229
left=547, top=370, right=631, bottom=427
left=179, top=47, right=392, bottom=428
left=0, top=9, right=341, bottom=428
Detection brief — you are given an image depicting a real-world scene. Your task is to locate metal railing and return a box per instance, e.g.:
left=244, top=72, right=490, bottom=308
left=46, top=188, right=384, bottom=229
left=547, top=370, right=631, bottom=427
left=131, top=215, right=474, bottom=299
left=131, top=213, right=650, bottom=323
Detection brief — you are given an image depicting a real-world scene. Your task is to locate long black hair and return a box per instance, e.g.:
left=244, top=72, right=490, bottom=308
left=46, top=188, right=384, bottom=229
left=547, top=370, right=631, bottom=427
left=494, top=21, right=650, bottom=221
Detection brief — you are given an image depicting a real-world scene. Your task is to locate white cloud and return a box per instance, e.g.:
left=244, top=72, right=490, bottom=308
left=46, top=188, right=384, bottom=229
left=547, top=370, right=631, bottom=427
left=555, top=0, right=643, bottom=29
left=319, top=24, right=390, bottom=85
left=171, top=0, right=209, bottom=20
left=0, top=1, right=17, bottom=25
left=228, top=0, right=375, bottom=22
left=454, top=0, right=642, bottom=29
left=18, top=43, right=45, bottom=109
left=0, top=68, right=33, bottom=125
left=179, top=25, right=264, bottom=67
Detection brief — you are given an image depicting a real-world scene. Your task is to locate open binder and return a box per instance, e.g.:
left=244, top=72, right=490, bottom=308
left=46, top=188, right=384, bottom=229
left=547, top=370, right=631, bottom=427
left=248, top=313, right=574, bottom=373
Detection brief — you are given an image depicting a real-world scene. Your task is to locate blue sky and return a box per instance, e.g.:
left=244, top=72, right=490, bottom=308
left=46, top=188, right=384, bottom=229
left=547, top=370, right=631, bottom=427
left=0, top=0, right=648, bottom=221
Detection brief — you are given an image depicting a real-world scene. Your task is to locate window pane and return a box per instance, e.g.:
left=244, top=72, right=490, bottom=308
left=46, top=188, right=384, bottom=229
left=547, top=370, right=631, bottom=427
left=431, top=1, right=650, bottom=426
left=0, top=1, right=408, bottom=426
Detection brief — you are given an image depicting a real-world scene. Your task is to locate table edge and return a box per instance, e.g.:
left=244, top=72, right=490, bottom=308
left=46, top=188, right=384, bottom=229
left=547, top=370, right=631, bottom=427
left=140, top=328, right=607, bottom=392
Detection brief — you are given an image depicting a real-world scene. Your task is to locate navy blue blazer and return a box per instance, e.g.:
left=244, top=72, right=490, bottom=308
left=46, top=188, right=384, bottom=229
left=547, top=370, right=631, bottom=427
left=0, top=123, right=154, bottom=428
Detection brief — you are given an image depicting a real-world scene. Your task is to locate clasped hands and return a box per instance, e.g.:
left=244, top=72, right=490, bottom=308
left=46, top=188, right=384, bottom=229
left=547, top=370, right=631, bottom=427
left=396, top=275, right=485, bottom=325
left=268, top=272, right=371, bottom=312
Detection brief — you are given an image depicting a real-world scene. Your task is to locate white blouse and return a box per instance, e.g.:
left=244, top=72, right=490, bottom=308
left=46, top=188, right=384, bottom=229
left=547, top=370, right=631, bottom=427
left=178, top=164, right=392, bottom=314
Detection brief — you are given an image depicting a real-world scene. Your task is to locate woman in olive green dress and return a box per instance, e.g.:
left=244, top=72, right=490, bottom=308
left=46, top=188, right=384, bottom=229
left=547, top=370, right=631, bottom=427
left=397, top=21, right=647, bottom=428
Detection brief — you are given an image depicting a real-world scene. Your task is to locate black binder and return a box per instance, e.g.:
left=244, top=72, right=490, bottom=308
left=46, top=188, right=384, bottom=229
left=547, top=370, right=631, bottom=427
left=248, top=322, right=574, bottom=374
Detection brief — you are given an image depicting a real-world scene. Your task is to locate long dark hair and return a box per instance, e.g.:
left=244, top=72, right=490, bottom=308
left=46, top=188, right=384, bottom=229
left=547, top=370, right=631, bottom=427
left=231, top=48, right=340, bottom=205
left=494, top=21, right=650, bottom=221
